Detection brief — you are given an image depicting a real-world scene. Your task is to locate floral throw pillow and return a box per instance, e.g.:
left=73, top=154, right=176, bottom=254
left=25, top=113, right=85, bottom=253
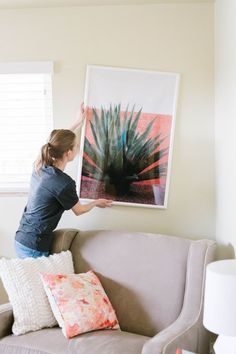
left=40, top=271, right=120, bottom=338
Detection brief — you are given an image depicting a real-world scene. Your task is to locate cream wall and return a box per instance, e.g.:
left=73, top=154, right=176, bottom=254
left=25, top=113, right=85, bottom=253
left=0, top=3, right=214, bottom=258
left=215, top=0, right=236, bottom=251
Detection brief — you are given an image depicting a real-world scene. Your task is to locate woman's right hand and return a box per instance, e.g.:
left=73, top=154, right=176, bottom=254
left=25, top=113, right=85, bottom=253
left=95, top=199, right=113, bottom=208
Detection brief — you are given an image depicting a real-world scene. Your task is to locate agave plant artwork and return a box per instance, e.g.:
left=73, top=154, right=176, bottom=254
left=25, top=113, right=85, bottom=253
left=81, top=103, right=169, bottom=201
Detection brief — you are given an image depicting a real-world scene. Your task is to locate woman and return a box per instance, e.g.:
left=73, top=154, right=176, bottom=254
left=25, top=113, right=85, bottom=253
left=15, top=105, right=112, bottom=259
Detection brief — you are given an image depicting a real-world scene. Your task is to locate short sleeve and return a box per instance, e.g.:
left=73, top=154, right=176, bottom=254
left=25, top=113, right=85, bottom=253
left=57, top=180, right=79, bottom=210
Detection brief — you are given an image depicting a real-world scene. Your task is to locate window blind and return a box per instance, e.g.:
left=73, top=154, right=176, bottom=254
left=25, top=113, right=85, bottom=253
left=0, top=62, right=53, bottom=193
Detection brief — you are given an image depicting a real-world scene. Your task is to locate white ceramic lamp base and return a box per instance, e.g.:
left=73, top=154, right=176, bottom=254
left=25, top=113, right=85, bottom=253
left=214, top=335, right=236, bottom=354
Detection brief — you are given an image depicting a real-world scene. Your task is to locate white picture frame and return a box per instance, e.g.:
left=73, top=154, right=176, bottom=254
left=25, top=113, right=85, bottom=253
left=77, top=65, right=180, bottom=208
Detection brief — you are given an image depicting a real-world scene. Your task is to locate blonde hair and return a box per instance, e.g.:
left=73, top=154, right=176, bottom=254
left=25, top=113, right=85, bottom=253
left=35, top=129, right=77, bottom=173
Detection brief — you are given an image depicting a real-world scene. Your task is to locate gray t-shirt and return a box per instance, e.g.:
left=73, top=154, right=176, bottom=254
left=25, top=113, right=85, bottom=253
left=15, top=165, right=79, bottom=252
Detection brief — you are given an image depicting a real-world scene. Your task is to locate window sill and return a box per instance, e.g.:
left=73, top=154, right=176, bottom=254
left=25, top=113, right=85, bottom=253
left=0, top=191, right=28, bottom=197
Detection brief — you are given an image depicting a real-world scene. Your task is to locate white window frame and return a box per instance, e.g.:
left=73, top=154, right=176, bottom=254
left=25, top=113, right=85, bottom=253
left=0, top=61, right=54, bottom=194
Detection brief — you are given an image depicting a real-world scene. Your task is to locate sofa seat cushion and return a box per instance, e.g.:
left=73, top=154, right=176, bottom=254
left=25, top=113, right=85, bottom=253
left=0, top=327, right=149, bottom=354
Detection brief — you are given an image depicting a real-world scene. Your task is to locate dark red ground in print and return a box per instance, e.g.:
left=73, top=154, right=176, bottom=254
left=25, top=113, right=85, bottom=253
left=79, top=179, right=157, bottom=205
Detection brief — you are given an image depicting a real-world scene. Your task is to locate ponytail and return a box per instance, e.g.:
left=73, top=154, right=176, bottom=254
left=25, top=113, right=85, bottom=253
left=34, top=129, right=77, bottom=174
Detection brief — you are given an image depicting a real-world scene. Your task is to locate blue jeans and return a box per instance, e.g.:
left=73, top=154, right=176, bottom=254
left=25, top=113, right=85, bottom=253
left=15, top=241, right=49, bottom=259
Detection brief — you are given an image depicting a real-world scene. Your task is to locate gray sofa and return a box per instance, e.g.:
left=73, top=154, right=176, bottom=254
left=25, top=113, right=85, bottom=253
left=0, top=229, right=216, bottom=354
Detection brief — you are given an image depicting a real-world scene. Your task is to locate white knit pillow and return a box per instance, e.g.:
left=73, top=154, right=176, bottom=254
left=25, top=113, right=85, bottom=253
left=0, top=251, right=74, bottom=335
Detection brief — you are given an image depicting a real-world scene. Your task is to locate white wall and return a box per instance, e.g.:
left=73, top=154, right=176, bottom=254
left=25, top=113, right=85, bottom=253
left=0, top=3, right=214, bottom=259
left=215, top=0, right=236, bottom=252
left=0, top=3, right=215, bottom=304
left=4, top=0, right=236, bottom=307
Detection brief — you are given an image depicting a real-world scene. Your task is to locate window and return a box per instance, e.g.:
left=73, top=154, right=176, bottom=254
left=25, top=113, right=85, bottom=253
left=0, top=62, right=53, bottom=193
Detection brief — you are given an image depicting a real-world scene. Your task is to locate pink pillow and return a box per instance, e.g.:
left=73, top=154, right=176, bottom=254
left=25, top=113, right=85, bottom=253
left=40, top=271, right=120, bottom=338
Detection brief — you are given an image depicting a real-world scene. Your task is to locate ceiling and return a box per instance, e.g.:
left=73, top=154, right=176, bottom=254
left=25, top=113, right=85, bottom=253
left=0, top=0, right=215, bottom=9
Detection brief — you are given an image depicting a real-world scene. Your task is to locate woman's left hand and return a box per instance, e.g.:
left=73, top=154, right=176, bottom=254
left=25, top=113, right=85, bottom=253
left=69, top=102, right=88, bottom=132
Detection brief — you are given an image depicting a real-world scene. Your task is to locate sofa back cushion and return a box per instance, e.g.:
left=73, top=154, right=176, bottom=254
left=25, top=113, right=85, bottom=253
left=70, top=230, right=192, bottom=337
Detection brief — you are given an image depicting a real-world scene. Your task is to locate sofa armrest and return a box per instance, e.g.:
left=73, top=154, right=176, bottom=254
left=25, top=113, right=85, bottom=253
left=0, top=303, right=13, bottom=339
left=142, top=316, right=205, bottom=354
left=142, top=240, right=216, bottom=354
left=50, top=228, right=79, bottom=254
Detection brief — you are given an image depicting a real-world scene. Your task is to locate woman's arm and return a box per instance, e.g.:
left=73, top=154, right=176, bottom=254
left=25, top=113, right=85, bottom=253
left=69, top=102, right=88, bottom=132
left=72, top=199, right=112, bottom=216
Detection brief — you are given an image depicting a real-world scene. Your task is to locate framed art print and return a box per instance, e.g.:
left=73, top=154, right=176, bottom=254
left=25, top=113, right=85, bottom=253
left=77, top=65, right=180, bottom=208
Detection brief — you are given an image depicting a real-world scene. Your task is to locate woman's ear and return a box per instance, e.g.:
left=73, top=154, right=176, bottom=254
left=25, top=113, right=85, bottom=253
left=66, top=149, right=74, bottom=161
left=63, top=149, right=70, bottom=159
